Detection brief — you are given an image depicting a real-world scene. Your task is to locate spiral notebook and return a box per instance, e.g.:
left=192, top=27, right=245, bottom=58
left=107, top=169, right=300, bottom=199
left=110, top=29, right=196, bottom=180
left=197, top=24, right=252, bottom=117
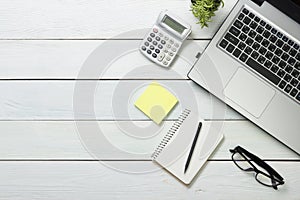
left=152, top=109, right=223, bottom=184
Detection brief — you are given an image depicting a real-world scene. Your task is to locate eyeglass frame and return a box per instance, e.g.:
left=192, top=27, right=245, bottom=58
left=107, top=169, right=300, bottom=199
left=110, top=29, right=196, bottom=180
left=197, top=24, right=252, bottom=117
left=229, top=146, right=284, bottom=190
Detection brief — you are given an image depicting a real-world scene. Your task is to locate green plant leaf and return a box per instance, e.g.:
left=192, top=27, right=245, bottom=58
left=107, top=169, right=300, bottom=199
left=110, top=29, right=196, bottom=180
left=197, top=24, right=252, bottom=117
left=190, top=0, right=224, bottom=28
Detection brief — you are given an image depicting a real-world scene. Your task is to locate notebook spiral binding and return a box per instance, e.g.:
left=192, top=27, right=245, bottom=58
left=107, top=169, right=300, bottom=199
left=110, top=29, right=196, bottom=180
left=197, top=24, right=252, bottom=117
left=151, top=109, right=191, bottom=160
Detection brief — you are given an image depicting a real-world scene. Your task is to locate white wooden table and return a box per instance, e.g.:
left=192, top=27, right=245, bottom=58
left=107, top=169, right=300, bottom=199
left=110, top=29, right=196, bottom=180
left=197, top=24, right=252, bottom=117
left=0, top=0, right=299, bottom=199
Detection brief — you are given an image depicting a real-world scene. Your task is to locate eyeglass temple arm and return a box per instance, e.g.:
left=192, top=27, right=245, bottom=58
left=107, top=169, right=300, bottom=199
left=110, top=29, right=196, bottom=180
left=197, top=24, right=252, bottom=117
left=235, top=146, right=284, bottom=181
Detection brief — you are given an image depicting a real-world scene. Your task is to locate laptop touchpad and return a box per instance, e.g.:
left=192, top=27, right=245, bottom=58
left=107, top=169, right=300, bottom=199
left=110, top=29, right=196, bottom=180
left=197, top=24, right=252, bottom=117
left=224, top=68, right=275, bottom=118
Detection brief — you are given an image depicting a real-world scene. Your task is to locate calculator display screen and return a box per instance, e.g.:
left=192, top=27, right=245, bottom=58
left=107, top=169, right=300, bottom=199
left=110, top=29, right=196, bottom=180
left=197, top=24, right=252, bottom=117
left=162, top=15, right=186, bottom=34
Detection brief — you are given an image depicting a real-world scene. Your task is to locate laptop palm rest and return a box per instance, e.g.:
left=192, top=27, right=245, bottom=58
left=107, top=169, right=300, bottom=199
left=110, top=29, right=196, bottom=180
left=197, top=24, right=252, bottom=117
left=224, top=68, right=275, bottom=118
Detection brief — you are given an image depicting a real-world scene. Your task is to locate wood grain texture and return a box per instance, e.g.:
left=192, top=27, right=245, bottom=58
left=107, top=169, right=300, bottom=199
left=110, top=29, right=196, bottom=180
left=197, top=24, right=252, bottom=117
left=0, top=40, right=208, bottom=79
left=0, top=0, right=237, bottom=39
left=0, top=161, right=298, bottom=200
left=0, top=80, right=242, bottom=120
left=0, top=121, right=298, bottom=160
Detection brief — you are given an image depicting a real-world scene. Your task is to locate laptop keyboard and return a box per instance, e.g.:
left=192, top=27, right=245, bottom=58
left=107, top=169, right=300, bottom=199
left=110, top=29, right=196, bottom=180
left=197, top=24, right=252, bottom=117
left=218, top=7, right=300, bottom=103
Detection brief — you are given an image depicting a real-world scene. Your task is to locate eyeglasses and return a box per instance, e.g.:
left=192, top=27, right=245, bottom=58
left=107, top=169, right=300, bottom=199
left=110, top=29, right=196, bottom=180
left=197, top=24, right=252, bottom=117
left=230, top=146, right=284, bottom=190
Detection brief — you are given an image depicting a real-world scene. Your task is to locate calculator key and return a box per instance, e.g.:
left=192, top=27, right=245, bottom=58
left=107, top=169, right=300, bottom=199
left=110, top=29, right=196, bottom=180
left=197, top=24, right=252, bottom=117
left=153, top=28, right=158, bottom=33
left=153, top=41, right=158, bottom=45
left=171, top=47, right=177, bottom=52
left=169, top=52, right=174, bottom=57
left=158, top=44, right=163, bottom=49
left=174, top=43, right=179, bottom=48
left=144, top=42, right=149, bottom=46
left=158, top=33, right=163, bottom=37
left=161, top=40, right=166, bottom=44
left=163, top=49, right=168, bottom=53
left=155, top=36, right=160, bottom=41
left=166, top=44, right=171, bottom=48
left=147, top=37, right=152, bottom=42
left=141, top=46, right=146, bottom=51
left=163, top=61, right=169, bottom=65
left=157, top=53, right=165, bottom=61
left=155, top=49, right=160, bottom=54
left=150, top=45, right=155, bottom=50
left=166, top=56, right=171, bottom=61
left=150, top=33, right=155, bottom=37
left=164, top=36, right=169, bottom=41
left=152, top=53, right=157, bottom=58
left=169, top=39, right=174, bottom=44
left=147, top=50, right=151, bottom=54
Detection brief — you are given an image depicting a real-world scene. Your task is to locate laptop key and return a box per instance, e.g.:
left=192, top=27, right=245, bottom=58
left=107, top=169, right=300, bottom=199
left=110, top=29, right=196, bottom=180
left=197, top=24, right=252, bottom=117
left=274, top=48, right=283, bottom=57
left=229, top=26, right=241, bottom=37
left=288, top=57, right=296, bottom=66
left=226, top=44, right=235, bottom=53
left=251, top=51, right=259, bottom=59
left=239, top=53, right=248, bottom=62
left=282, top=36, right=288, bottom=42
left=256, top=26, right=264, bottom=34
left=289, top=49, right=297, bottom=57
left=250, top=21, right=258, bottom=29
left=264, top=60, right=272, bottom=68
left=233, top=20, right=243, bottom=29
left=254, top=16, right=260, bottom=23
left=284, top=84, right=292, bottom=93
left=279, top=80, right=287, bottom=89
left=265, top=24, right=272, bottom=30
left=262, top=30, right=271, bottom=38
left=238, top=42, right=246, bottom=50
left=271, top=65, right=279, bottom=73
left=292, top=70, right=299, bottom=78
left=278, top=60, right=287, bottom=68
left=243, top=16, right=251, bottom=25
left=248, top=30, right=256, bottom=38
left=291, top=78, right=299, bottom=87
left=259, top=20, right=266, bottom=26
left=245, top=46, right=253, bottom=55
left=290, top=88, right=298, bottom=97
left=246, top=57, right=280, bottom=85
left=285, top=65, right=293, bottom=73
left=277, top=69, right=285, bottom=78
left=284, top=74, right=292, bottom=82
left=225, top=33, right=239, bottom=45
left=259, top=46, right=267, bottom=55
left=242, top=8, right=249, bottom=15
left=233, top=48, right=242, bottom=58
left=242, top=26, right=250, bottom=34
left=238, top=13, right=245, bottom=20
left=219, top=39, right=228, bottom=48
left=269, top=35, right=277, bottom=43
left=239, top=33, right=247, bottom=41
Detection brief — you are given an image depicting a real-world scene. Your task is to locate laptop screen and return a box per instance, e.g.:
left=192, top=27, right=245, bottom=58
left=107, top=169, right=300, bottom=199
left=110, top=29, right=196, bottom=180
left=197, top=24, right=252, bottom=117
left=268, top=0, right=300, bottom=24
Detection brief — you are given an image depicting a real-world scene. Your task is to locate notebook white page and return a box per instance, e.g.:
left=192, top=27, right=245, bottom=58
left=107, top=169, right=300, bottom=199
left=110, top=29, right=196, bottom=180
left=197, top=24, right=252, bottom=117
left=153, top=109, right=223, bottom=184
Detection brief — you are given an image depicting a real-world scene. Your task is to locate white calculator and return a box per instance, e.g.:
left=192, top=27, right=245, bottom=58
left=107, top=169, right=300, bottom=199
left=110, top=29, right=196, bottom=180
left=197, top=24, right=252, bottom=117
left=140, top=10, right=192, bottom=67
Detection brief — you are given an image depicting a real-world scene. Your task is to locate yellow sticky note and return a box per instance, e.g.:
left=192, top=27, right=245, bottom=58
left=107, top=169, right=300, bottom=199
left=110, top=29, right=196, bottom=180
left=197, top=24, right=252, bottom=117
left=134, top=82, right=178, bottom=124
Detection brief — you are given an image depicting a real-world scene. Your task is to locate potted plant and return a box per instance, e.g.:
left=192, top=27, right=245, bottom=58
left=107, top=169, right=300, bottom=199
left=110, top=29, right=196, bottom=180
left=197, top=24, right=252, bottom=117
left=190, top=0, right=224, bottom=28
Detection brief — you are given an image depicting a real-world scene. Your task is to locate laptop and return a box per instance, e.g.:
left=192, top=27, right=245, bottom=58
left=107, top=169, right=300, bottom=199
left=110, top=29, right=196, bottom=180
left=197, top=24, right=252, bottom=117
left=188, top=0, right=300, bottom=154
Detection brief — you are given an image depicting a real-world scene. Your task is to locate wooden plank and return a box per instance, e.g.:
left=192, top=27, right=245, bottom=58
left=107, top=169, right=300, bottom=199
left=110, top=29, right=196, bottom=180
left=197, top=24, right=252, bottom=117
left=0, top=40, right=208, bottom=79
left=0, top=0, right=237, bottom=39
left=0, top=80, right=242, bottom=120
left=0, top=121, right=298, bottom=160
left=0, top=161, right=298, bottom=199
